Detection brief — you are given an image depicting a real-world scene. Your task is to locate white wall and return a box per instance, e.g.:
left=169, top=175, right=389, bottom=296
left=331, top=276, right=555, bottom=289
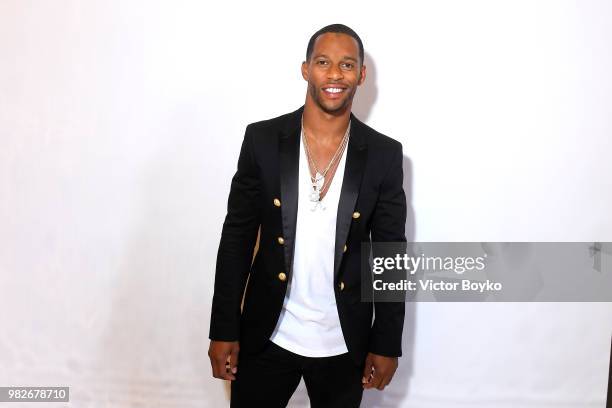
left=0, top=1, right=610, bottom=407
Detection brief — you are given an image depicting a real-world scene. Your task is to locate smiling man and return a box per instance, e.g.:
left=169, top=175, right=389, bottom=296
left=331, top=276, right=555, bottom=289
left=208, top=24, right=407, bottom=407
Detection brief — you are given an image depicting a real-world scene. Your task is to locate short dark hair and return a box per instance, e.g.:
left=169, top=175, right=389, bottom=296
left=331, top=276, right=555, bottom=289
left=305, top=24, right=364, bottom=66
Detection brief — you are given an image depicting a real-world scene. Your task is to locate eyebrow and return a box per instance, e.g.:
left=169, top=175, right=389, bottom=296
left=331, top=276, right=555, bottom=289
left=314, top=54, right=358, bottom=62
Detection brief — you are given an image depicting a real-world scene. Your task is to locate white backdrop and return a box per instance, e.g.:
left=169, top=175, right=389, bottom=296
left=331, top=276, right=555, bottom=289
left=1, top=1, right=611, bottom=407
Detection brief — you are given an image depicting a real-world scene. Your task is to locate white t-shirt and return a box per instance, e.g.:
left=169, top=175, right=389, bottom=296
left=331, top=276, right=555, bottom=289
left=269, top=129, right=349, bottom=357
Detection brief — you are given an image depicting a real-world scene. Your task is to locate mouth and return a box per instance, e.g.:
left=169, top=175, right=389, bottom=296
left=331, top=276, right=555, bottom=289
left=321, top=85, right=348, bottom=99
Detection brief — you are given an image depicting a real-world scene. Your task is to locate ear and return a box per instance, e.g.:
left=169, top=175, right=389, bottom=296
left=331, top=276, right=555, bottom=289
left=358, top=64, right=367, bottom=86
left=301, top=60, right=309, bottom=81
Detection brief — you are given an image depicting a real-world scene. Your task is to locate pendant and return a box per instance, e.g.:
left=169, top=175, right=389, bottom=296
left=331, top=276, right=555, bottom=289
left=309, top=190, right=320, bottom=202
left=310, top=171, right=324, bottom=203
left=310, top=196, right=326, bottom=211
left=314, top=172, right=325, bottom=190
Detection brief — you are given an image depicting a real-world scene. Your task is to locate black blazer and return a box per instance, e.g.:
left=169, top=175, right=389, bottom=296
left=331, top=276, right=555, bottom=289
left=209, top=105, right=407, bottom=367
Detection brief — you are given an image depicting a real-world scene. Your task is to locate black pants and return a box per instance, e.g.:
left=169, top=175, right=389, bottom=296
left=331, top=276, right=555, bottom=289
left=230, top=340, right=365, bottom=408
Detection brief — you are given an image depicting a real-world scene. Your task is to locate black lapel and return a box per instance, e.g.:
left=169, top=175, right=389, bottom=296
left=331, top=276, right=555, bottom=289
left=334, top=113, right=368, bottom=280
left=278, top=106, right=304, bottom=276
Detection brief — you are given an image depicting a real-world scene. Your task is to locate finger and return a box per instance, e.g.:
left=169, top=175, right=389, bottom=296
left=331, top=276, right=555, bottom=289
left=378, top=369, right=396, bottom=390
left=229, top=347, right=240, bottom=375
left=369, top=368, right=384, bottom=390
left=383, top=372, right=395, bottom=388
left=223, top=356, right=237, bottom=381
left=362, top=358, right=374, bottom=386
left=213, top=356, right=235, bottom=381
left=212, top=357, right=224, bottom=378
left=363, top=372, right=374, bottom=388
left=376, top=374, right=389, bottom=390
left=362, top=370, right=374, bottom=388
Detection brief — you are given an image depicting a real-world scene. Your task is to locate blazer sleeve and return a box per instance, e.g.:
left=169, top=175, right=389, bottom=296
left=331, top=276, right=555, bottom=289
left=369, top=142, right=407, bottom=357
left=209, top=124, right=261, bottom=341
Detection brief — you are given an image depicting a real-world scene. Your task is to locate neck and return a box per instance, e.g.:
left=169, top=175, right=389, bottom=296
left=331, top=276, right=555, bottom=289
left=302, top=96, right=351, bottom=142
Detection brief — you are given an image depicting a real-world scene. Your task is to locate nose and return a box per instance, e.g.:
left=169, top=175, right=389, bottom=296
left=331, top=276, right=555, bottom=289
left=327, top=63, right=343, bottom=80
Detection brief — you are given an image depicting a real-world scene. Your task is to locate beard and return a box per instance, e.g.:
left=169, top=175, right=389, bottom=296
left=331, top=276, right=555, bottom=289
left=308, top=82, right=356, bottom=115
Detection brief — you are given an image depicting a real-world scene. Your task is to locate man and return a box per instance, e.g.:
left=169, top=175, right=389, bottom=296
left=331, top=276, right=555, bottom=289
left=208, top=24, right=407, bottom=407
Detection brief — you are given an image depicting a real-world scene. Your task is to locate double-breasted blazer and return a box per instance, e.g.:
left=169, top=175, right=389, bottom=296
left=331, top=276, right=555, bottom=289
left=209, top=105, right=407, bottom=366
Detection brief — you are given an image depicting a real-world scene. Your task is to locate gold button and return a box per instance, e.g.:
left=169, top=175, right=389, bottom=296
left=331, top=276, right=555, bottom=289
left=277, top=236, right=285, bottom=245
left=352, top=211, right=361, bottom=219
left=273, top=198, right=281, bottom=207
left=339, top=281, right=345, bottom=290
left=278, top=272, right=287, bottom=281
left=343, top=244, right=347, bottom=253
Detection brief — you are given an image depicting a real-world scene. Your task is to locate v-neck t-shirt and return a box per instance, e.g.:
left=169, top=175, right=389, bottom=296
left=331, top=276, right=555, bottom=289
left=269, top=128, right=350, bottom=357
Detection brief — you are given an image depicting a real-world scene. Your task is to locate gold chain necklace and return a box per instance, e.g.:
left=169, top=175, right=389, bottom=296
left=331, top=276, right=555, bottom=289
left=301, top=115, right=351, bottom=206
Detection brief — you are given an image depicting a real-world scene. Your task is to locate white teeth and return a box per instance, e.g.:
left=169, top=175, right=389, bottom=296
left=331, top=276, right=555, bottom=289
left=324, top=88, right=343, bottom=93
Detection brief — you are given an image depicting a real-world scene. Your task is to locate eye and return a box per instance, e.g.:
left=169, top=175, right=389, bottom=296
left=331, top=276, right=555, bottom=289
left=342, top=62, right=354, bottom=69
left=317, top=60, right=328, bottom=65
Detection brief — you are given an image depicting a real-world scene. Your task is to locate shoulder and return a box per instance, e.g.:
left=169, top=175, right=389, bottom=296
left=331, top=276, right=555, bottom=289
left=352, top=116, right=403, bottom=157
left=238, top=107, right=301, bottom=159
left=246, top=107, right=301, bottom=135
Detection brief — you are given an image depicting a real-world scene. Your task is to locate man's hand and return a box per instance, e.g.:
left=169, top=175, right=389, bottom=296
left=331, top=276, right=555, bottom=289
left=361, top=352, right=398, bottom=390
left=208, top=340, right=240, bottom=381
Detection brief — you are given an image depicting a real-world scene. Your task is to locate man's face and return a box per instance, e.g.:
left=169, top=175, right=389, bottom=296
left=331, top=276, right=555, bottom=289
left=302, top=32, right=366, bottom=115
